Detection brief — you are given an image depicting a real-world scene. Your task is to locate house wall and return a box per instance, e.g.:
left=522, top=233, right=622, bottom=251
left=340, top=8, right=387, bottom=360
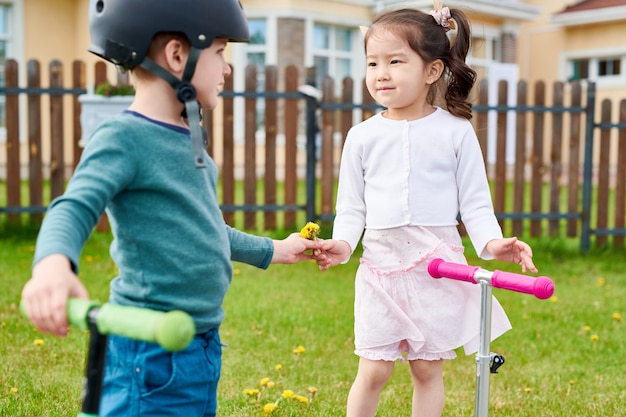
left=519, top=0, right=626, bottom=104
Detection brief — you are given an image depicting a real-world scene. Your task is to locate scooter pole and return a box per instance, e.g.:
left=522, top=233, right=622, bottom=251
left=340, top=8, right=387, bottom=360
left=428, top=259, right=554, bottom=417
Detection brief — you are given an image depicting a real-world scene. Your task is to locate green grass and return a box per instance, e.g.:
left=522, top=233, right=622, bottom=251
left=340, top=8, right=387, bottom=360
left=1, top=228, right=625, bottom=416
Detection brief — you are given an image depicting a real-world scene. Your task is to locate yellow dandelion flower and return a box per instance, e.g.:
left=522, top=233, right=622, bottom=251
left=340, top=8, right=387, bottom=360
left=263, top=403, right=278, bottom=415
left=234, top=268, right=241, bottom=275
left=85, top=255, right=94, bottom=262
left=10, top=387, right=18, bottom=393
left=243, top=388, right=259, bottom=396
left=267, top=381, right=275, bottom=388
left=596, top=277, right=605, bottom=286
left=612, top=312, right=622, bottom=322
left=569, top=380, right=575, bottom=385
left=583, top=325, right=591, bottom=332
left=34, top=339, right=44, bottom=346
left=524, top=387, right=532, bottom=393
left=590, top=334, right=599, bottom=341
left=1, top=322, right=6, bottom=328
left=293, top=345, right=305, bottom=355
left=282, top=390, right=295, bottom=399
left=295, top=395, right=309, bottom=403
left=308, top=386, right=318, bottom=394
left=550, top=296, right=558, bottom=303
left=260, top=377, right=270, bottom=386
left=275, top=364, right=282, bottom=371
left=299, top=222, right=320, bottom=240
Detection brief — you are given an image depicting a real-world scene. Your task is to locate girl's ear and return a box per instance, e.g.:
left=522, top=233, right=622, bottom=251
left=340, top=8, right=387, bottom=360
left=426, top=59, right=444, bottom=85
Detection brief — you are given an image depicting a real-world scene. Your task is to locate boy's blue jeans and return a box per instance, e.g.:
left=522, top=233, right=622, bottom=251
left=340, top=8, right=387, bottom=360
left=100, top=329, right=222, bottom=416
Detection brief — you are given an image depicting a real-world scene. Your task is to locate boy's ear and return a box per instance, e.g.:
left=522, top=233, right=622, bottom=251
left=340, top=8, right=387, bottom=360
left=426, top=59, right=444, bottom=85
left=162, top=38, right=188, bottom=75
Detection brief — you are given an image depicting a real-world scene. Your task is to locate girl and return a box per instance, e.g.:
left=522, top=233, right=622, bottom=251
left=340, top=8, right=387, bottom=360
left=316, top=4, right=538, bottom=417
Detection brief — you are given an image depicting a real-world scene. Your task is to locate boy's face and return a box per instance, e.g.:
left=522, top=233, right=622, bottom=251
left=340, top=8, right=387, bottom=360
left=191, top=38, right=231, bottom=110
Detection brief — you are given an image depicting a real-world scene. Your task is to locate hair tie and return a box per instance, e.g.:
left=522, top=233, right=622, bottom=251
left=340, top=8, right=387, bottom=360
left=429, top=0, right=451, bottom=32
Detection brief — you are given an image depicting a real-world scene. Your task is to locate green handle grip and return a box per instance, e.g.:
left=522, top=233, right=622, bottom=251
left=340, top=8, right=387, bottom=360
left=96, top=303, right=195, bottom=352
left=21, top=298, right=195, bottom=352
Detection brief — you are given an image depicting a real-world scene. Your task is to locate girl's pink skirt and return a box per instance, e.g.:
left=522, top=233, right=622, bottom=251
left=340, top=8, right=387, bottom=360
left=354, top=226, right=511, bottom=361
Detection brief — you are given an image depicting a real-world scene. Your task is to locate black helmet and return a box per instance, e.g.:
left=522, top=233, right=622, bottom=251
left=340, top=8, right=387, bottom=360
left=88, top=0, right=250, bottom=69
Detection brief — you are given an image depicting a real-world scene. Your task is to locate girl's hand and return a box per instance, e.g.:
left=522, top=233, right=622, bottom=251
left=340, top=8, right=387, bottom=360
left=314, top=239, right=352, bottom=271
left=486, top=237, right=538, bottom=274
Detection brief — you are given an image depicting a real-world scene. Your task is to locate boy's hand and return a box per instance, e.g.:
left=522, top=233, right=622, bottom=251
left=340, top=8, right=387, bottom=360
left=315, top=239, right=352, bottom=271
left=21, top=254, right=89, bottom=337
left=271, top=233, right=322, bottom=264
left=486, top=237, right=538, bottom=274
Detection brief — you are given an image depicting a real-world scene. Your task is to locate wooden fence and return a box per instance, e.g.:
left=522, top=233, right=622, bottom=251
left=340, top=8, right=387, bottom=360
left=1, top=59, right=625, bottom=250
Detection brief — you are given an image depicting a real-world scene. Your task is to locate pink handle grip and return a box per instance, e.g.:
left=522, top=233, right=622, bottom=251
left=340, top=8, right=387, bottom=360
left=491, top=270, right=554, bottom=300
left=427, top=258, right=555, bottom=300
left=427, top=258, right=480, bottom=283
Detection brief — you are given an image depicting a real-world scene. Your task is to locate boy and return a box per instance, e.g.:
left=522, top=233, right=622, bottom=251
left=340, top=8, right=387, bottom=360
left=21, top=1, right=320, bottom=415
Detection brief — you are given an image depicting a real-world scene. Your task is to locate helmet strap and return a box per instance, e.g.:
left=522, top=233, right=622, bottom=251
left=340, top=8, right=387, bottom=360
left=140, top=47, right=208, bottom=168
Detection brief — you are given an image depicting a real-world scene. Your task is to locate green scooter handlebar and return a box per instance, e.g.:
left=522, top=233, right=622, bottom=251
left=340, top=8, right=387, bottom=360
left=21, top=298, right=195, bottom=352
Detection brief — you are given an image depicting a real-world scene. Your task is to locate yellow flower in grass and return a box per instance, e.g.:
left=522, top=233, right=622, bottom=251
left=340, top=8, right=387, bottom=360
left=293, top=345, right=305, bottom=355
left=282, top=390, right=295, bottom=399
left=275, top=364, right=282, bottom=371
left=612, top=312, right=622, bottom=322
left=299, top=222, right=320, bottom=240
left=308, top=386, right=318, bottom=395
left=10, top=387, right=18, bottom=394
left=583, top=325, right=591, bottom=332
left=524, top=387, right=532, bottom=393
left=295, top=395, right=309, bottom=404
left=243, top=388, right=259, bottom=397
left=260, top=377, right=270, bottom=386
left=590, top=334, right=599, bottom=342
left=263, top=403, right=278, bottom=415
left=34, top=339, right=44, bottom=346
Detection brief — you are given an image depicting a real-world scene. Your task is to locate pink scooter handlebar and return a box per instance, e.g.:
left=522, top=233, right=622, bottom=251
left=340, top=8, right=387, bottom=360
left=428, top=258, right=555, bottom=300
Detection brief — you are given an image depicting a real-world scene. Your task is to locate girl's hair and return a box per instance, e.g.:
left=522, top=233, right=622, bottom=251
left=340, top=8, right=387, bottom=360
left=365, top=8, right=476, bottom=120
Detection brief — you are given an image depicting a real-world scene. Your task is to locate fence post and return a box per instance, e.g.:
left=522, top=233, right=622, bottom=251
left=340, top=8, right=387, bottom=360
left=580, top=81, right=596, bottom=252
left=304, top=67, right=318, bottom=222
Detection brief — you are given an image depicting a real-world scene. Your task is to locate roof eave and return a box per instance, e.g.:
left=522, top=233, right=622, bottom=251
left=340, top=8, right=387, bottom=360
left=379, top=0, right=541, bottom=21
left=551, top=5, right=626, bottom=27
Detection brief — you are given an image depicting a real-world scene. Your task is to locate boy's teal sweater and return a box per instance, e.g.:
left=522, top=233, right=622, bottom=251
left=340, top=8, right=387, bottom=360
left=34, top=111, right=273, bottom=333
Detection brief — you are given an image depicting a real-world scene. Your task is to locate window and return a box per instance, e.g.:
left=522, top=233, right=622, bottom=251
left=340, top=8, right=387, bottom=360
left=571, top=58, right=589, bottom=80
left=312, top=24, right=354, bottom=95
left=568, top=56, right=624, bottom=81
left=598, top=58, right=621, bottom=77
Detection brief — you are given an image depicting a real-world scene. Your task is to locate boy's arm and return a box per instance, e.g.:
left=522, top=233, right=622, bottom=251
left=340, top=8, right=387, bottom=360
left=227, top=226, right=319, bottom=268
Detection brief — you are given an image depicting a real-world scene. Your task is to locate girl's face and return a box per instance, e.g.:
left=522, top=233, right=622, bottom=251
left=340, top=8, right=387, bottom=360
left=365, top=29, right=440, bottom=120
left=192, top=38, right=231, bottom=110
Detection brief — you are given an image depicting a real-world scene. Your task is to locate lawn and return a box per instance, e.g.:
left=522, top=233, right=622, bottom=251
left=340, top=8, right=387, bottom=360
left=1, top=226, right=625, bottom=416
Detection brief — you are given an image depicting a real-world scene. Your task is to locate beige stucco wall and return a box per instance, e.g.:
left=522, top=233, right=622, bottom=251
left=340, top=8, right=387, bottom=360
left=519, top=0, right=626, bottom=103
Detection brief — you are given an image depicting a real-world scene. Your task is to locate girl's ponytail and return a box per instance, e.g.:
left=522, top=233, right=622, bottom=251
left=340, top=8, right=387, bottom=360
left=444, top=8, right=476, bottom=120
